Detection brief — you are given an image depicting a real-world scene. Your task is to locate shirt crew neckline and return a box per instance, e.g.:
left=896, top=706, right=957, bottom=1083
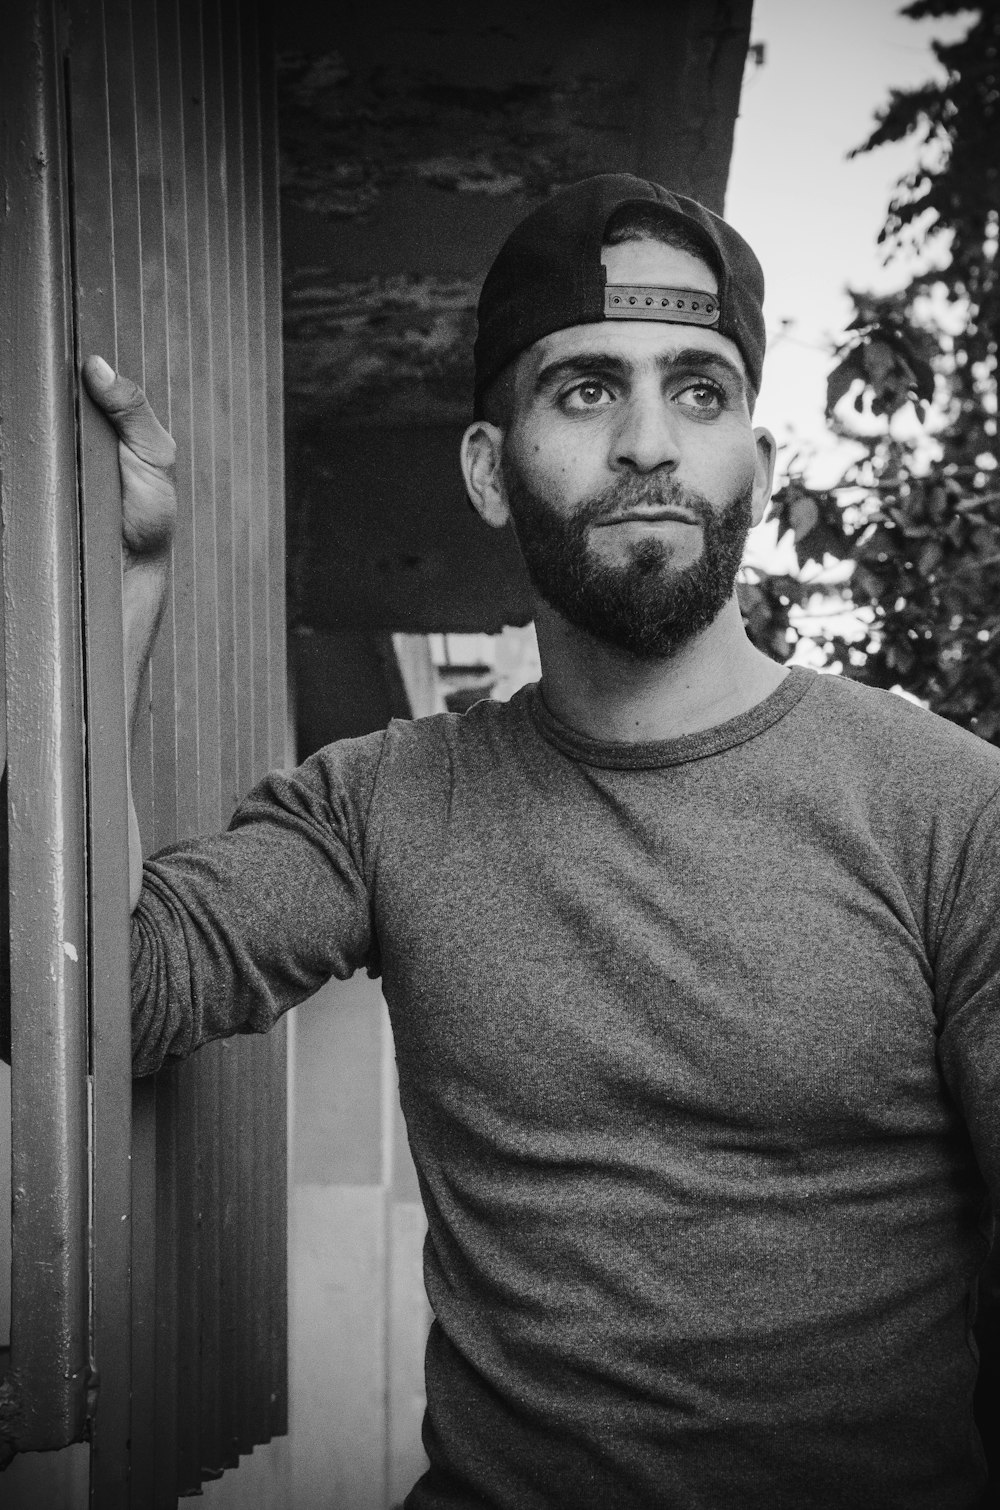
left=525, top=664, right=817, bottom=770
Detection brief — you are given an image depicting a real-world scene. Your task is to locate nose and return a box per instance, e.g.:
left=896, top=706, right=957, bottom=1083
left=611, top=387, right=681, bottom=475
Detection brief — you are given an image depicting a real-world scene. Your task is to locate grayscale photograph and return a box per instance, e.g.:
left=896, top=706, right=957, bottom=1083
left=1, top=1, right=997, bottom=1506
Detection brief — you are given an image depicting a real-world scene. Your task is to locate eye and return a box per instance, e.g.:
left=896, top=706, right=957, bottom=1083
left=560, top=380, right=615, bottom=412
left=675, top=380, right=725, bottom=413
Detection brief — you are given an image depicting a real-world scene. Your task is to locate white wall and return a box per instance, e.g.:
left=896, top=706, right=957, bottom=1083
left=203, top=980, right=430, bottom=1510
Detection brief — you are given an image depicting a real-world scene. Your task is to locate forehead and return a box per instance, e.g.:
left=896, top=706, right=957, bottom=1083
left=521, top=314, right=746, bottom=387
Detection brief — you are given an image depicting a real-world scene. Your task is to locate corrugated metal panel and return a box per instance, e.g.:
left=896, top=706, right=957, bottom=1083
left=170, top=0, right=220, bottom=1490
left=1, top=0, right=287, bottom=1498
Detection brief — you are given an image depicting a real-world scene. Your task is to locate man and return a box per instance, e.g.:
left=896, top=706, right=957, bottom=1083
left=85, top=175, right=1000, bottom=1509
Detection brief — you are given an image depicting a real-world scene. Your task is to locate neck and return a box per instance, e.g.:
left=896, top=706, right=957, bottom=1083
left=534, top=594, right=790, bottom=743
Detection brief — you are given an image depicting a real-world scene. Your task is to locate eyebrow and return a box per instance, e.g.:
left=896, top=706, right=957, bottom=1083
left=533, top=345, right=747, bottom=398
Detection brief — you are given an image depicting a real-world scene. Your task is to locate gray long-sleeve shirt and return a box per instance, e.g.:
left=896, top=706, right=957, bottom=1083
left=133, top=667, right=1000, bottom=1508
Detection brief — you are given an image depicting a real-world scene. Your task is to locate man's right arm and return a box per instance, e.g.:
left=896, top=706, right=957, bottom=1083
left=78, top=358, right=381, bottom=1074
left=81, top=355, right=178, bottom=910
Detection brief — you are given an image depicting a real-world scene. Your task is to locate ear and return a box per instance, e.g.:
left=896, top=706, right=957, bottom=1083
left=750, top=426, right=777, bottom=527
left=460, top=421, right=510, bottom=529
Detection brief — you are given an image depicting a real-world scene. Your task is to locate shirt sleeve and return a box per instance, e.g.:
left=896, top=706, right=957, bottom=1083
left=934, top=784, right=1000, bottom=1198
left=130, top=731, right=385, bottom=1077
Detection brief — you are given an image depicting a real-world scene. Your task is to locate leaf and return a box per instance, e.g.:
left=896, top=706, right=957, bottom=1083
left=886, top=637, right=917, bottom=674
left=826, top=354, right=865, bottom=416
left=789, top=496, right=820, bottom=541
left=861, top=339, right=899, bottom=387
left=862, top=338, right=916, bottom=417
left=918, top=539, right=943, bottom=574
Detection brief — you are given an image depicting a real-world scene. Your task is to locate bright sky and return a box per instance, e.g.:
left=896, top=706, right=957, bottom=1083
left=727, top=0, right=970, bottom=507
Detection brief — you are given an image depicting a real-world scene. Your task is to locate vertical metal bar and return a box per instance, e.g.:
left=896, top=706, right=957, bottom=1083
left=169, top=0, right=226, bottom=1487
left=242, top=3, right=271, bottom=789
left=161, top=1066, right=194, bottom=1506
left=95, top=3, right=167, bottom=1503
left=131, top=4, right=178, bottom=1500
left=153, top=0, right=197, bottom=849
left=129, top=5, right=187, bottom=1502
left=164, top=3, right=208, bottom=1489
left=200, top=0, right=237, bottom=826
left=178, top=0, right=222, bottom=835
left=150, top=0, right=199, bottom=1499
left=199, top=0, right=240, bottom=1475
left=258, top=1, right=290, bottom=1439
left=266, top=1025, right=289, bottom=1442
left=222, top=0, right=266, bottom=1461
left=128, top=1078, right=158, bottom=1508
left=239, top=4, right=276, bottom=1448
left=150, top=1065, right=179, bottom=1510
left=0, top=0, right=90, bottom=1456
left=221, top=0, right=254, bottom=810
left=65, top=0, right=136, bottom=1496
left=259, top=1, right=287, bottom=782
left=194, top=1046, right=225, bottom=1483
left=218, top=0, right=253, bottom=1462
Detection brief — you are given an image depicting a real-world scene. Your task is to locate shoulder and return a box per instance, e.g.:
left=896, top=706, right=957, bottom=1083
left=796, top=668, right=1000, bottom=801
left=304, top=687, right=535, bottom=791
left=380, top=688, right=534, bottom=775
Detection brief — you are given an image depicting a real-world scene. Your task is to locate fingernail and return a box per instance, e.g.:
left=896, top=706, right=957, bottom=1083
left=90, top=356, right=115, bottom=381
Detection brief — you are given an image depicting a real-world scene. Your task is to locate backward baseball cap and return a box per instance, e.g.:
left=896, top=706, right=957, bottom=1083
left=472, top=173, right=766, bottom=417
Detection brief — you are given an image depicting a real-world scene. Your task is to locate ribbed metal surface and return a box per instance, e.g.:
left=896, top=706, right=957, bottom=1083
left=95, top=0, right=287, bottom=1497
left=1, top=0, right=287, bottom=1497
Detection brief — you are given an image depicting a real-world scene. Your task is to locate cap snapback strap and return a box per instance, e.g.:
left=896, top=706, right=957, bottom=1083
left=604, top=285, right=719, bottom=325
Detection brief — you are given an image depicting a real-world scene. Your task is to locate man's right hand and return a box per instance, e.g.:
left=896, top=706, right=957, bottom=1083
left=81, top=355, right=178, bottom=567
left=81, top=357, right=179, bottom=912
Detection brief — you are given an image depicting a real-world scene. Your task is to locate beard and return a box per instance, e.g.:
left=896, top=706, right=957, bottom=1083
left=501, top=455, right=753, bottom=660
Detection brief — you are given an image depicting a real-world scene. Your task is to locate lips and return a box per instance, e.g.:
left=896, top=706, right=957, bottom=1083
left=597, top=508, right=700, bottom=526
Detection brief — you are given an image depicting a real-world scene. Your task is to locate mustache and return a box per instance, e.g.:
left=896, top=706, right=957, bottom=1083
left=574, top=477, right=714, bottom=527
